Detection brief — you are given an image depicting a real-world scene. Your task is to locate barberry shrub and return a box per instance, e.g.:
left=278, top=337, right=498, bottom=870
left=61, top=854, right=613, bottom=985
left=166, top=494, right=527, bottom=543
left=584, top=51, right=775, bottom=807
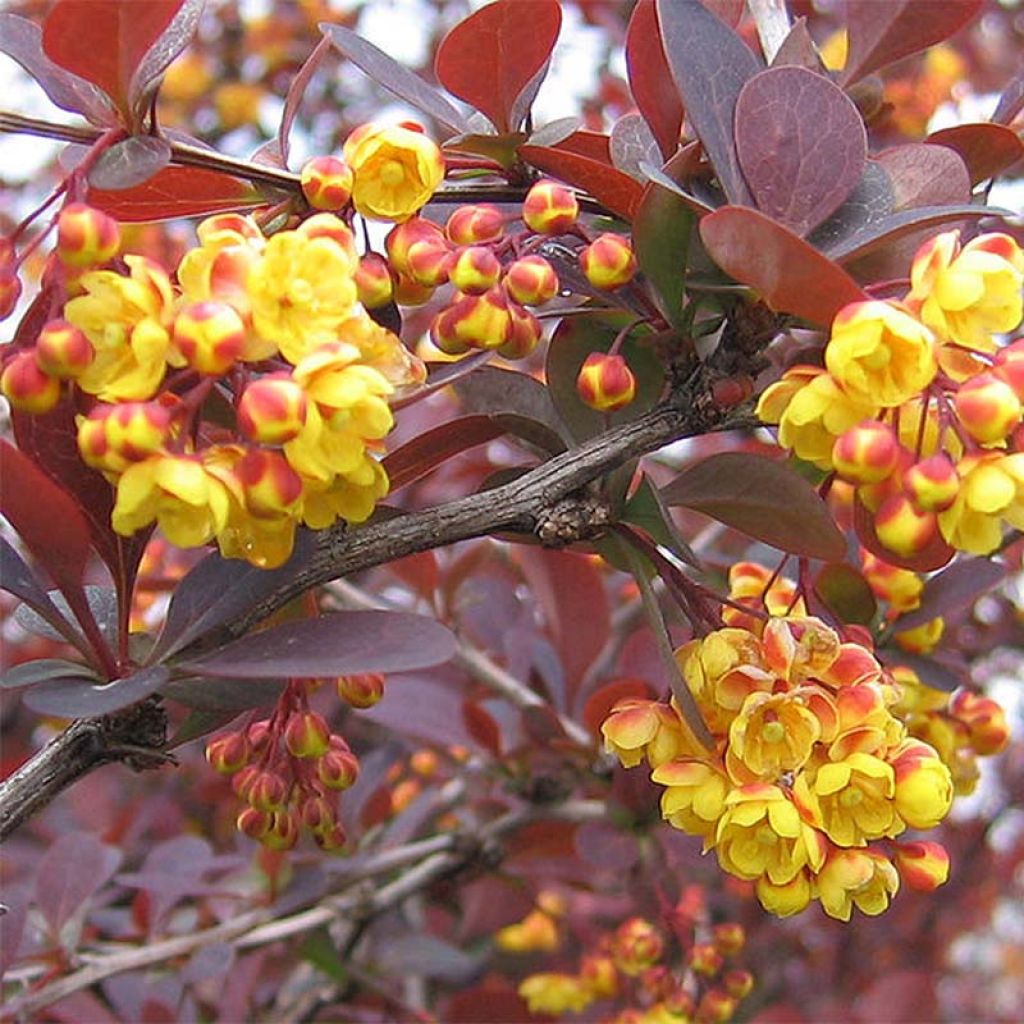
left=0, top=1, right=1021, bottom=1021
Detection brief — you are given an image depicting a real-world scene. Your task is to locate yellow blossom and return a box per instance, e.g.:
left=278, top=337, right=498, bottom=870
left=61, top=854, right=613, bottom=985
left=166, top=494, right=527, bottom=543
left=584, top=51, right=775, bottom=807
left=825, top=300, right=937, bottom=407
left=756, top=871, right=813, bottom=917
left=602, top=699, right=702, bottom=769
left=518, top=973, right=593, bottom=1015
left=495, top=909, right=559, bottom=953
left=890, top=738, right=953, bottom=829
left=651, top=759, right=730, bottom=839
left=816, top=847, right=899, bottom=921
left=343, top=122, right=445, bottom=222
left=937, top=452, right=1024, bottom=554
left=726, top=690, right=822, bottom=783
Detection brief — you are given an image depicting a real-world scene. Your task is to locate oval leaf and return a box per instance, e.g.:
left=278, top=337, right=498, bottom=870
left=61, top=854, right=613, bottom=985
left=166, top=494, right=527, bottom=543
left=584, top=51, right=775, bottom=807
left=892, top=557, right=1007, bottom=632
left=735, top=66, right=866, bottom=236
left=925, top=123, right=1024, bottom=187
left=434, top=0, right=562, bottom=133
left=634, top=179, right=696, bottom=325
left=88, top=135, right=172, bottom=191
left=178, top=612, right=456, bottom=679
left=655, top=0, right=761, bottom=205
left=0, top=659, right=99, bottom=691
left=160, top=675, right=287, bottom=711
left=23, top=665, right=170, bottom=718
left=660, top=452, right=846, bottom=561
left=699, top=206, right=868, bottom=326
left=814, top=563, right=877, bottom=626
left=35, top=832, right=122, bottom=933
left=625, top=0, right=684, bottom=160
left=876, top=143, right=970, bottom=210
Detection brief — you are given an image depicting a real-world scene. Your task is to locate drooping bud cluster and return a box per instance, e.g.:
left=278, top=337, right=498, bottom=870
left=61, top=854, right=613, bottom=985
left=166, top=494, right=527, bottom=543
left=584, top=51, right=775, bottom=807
left=601, top=561, right=972, bottom=920
left=757, top=230, right=1024, bottom=562
left=206, top=679, right=368, bottom=851
left=516, top=902, right=756, bottom=1024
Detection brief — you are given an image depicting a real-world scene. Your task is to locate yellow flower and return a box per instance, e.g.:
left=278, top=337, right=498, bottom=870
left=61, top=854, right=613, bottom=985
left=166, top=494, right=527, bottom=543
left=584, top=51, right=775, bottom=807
left=816, top=847, right=899, bottom=921
left=890, top=738, right=953, bottom=829
left=756, top=871, right=813, bottom=917
left=602, top=699, right=702, bottom=769
left=793, top=752, right=898, bottom=847
left=337, top=306, right=426, bottom=393
left=937, top=452, right=1024, bottom=554
left=65, top=256, right=174, bottom=401
left=495, top=909, right=559, bottom=953
left=300, top=457, right=389, bottom=529
left=247, top=226, right=359, bottom=364
left=112, top=453, right=231, bottom=547
left=908, top=230, right=1024, bottom=350
left=651, top=759, right=730, bottom=839
left=518, top=973, right=593, bottom=1015
left=712, top=784, right=826, bottom=886
left=757, top=366, right=879, bottom=469
left=726, top=690, right=822, bottom=783
left=343, top=122, right=445, bottom=222
left=825, top=300, right=937, bottom=407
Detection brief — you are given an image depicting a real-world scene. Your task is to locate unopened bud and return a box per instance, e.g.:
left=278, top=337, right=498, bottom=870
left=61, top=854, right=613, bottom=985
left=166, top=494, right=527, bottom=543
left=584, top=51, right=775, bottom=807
left=173, top=301, right=246, bottom=375
left=284, top=711, right=331, bottom=759
left=354, top=253, right=394, bottom=309
left=247, top=769, right=288, bottom=811
left=56, top=203, right=120, bottom=267
left=449, top=245, right=502, bottom=294
left=237, top=374, right=308, bottom=444
left=950, top=690, right=1009, bottom=755
left=317, top=746, right=360, bottom=790
left=301, top=155, right=354, bottom=211
left=712, top=922, right=746, bottom=956
left=35, top=319, right=94, bottom=378
left=336, top=672, right=385, bottom=708
left=893, top=840, right=950, bottom=891
left=503, top=254, right=559, bottom=306
left=522, top=180, right=579, bottom=235
left=688, top=942, right=724, bottom=977
left=205, top=731, right=251, bottom=774
left=992, top=339, right=1024, bottom=399
left=954, top=372, right=1021, bottom=444
left=236, top=806, right=272, bottom=840
left=1, top=350, right=61, bottom=413
left=236, top=448, right=304, bottom=517
left=576, top=352, right=636, bottom=411
left=580, top=232, right=637, bottom=290
left=723, top=969, right=754, bottom=1000
left=0, top=269, right=21, bottom=320
left=262, top=809, right=300, bottom=850
left=446, top=203, right=504, bottom=245
left=903, top=453, right=959, bottom=512
left=832, top=421, right=901, bottom=484
left=874, top=493, right=938, bottom=558
left=497, top=303, right=543, bottom=360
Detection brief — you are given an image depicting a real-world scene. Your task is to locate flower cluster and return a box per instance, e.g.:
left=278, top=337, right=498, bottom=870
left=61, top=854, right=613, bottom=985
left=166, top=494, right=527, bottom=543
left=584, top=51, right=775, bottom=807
left=2, top=199, right=426, bottom=568
left=602, top=562, right=965, bottom=919
left=757, top=230, right=1024, bottom=562
left=516, top=909, right=754, bottom=1024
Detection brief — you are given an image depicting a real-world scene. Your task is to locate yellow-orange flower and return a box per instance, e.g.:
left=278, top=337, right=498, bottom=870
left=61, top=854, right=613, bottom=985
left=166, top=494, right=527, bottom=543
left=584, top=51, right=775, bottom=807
left=726, top=690, right=822, bottom=783
left=651, top=759, right=730, bottom=839
left=602, top=699, right=701, bottom=769
left=343, top=122, right=445, bottom=222
left=518, top=973, right=593, bottom=1015
left=825, top=300, right=937, bottom=407
left=937, top=452, right=1024, bottom=554
left=816, top=847, right=899, bottom=921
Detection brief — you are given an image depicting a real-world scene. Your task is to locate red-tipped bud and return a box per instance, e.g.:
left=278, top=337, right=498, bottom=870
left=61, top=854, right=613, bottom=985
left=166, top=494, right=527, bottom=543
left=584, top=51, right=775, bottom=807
left=954, top=372, right=1022, bottom=444
left=429, top=307, right=472, bottom=355
left=445, top=203, right=504, bottom=245
left=688, top=942, right=724, bottom=977
left=580, top=232, right=637, bottom=290
left=0, top=269, right=23, bottom=320
left=893, top=616, right=944, bottom=655
left=336, top=672, right=385, bottom=708
left=386, top=217, right=448, bottom=276
left=612, top=917, right=663, bottom=977
left=237, top=374, right=308, bottom=444
left=314, top=823, right=348, bottom=851
left=1, top=350, right=60, bottom=413
left=893, top=840, right=950, bottom=891
left=297, top=213, right=358, bottom=261
left=35, top=319, right=94, bottom=378
left=247, top=719, right=272, bottom=752
left=832, top=420, right=901, bottom=484
left=247, top=769, right=288, bottom=811
left=576, top=352, right=636, bottom=411
left=236, top=449, right=304, bottom=516
left=284, top=710, right=331, bottom=759
left=231, top=764, right=261, bottom=801
left=874, top=493, right=938, bottom=557
left=262, top=809, right=300, bottom=850
left=449, top=245, right=502, bottom=294
left=992, top=339, right=1024, bottom=399
left=205, top=731, right=251, bottom=774
left=301, top=155, right=354, bottom=211
left=431, top=287, right=513, bottom=351
left=665, top=991, right=696, bottom=1019
left=173, top=301, right=246, bottom=375
left=497, top=303, right=543, bottom=360
left=950, top=690, right=1010, bottom=755
left=392, top=272, right=435, bottom=306
left=696, top=989, right=737, bottom=1024
left=317, top=746, right=360, bottom=790
left=503, top=254, right=559, bottom=306
left=723, top=969, right=754, bottom=1000
left=300, top=794, right=337, bottom=835
left=522, top=180, right=579, bottom=235
left=56, top=203, right=120, bottom=267
left=354, top=253, right=394, bottom=309
left=712, top=922, right=746, bottom=956
left=406, top=238, right=453, bottom=288
left=903, top=453, right=960, bottom=511
left=236, top=806, right=273, bottom=840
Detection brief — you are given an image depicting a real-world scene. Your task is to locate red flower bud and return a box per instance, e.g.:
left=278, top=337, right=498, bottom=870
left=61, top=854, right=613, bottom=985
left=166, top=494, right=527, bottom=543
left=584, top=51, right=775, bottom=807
left=503, top=254, right=559, bottom=306
left=284, top=710, right=331, bottom=759
left=35, top=319, right=94, bottom=378
left=446, top=203, right=504, bottom=245
left=449, top=246, right=502, bottom=294
left=992, top=339, right=1024, bottom=399
left=580, top=232, right=637, bottom=290
left=173, top=301, right=246, bottom=375
left=576, top=352, right=636, bottom=411
left=247, top=769, right=288, bottom=811
left=354, top=253, right=394, bottom=309
left=236, top=806, right=272, bottom=840
left=712, top=922, right=745, bottom=955
left=497, top=303, right=543, bottom=360
left=205, top=731, right=251, bottom=774
left=336, top=672, right=385, bottom=709
left=301, top=155, right=354, bottom=211
left=317, top=746, right=360, bottom=790
left=236, top=448, right=304, bottom=517
left=56, top=203, right=120, bottom=267
left=237, top=374, right=308, bottom=444
left=832, top=421, right=901, bottom=484
left=874, top=493, right=938, bottom=557
left=903, top=453, right=959, bottom=512
left=954, top=372, right=1021, bottom=444
left=688, top=942, right=724, bottom=977
left=262, top=809, right=300, bottom=850
left=1, top=350, right=60, bottom=414
left=522, top=180, right=579, bottom=235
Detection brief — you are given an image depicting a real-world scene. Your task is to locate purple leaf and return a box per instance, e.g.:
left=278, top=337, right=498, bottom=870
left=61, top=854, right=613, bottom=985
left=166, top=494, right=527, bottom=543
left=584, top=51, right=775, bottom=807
left=926, top=123, right=1024, bottom=186
left=892, top=558, right=1007, bottom=633
left=609, top=112, right=661, bottom=181
left=35, top=832, right=122, bottom=934
left=0, top=658, right=98, bottom=690
left=841, top=0, right=983, bottom=87
left=320, top=23, right=469, bottom=135
left=1, top=540, right=86, bottom=653
left=655, top=0, right=761, bottom=205
left=88, top=135, right=172, bottom=191
left=151, top=530, right=316, bottom=661
left=660, top=452, right=846, bottom=561
left=735, top=66, right=866, bottom=236
left=878, top=649, right=967, bottom=694
left=160, top=675, right=286, bottom=711
left=129, top=0, right=204, bottom=121
left=277, top=36, right=332, bottom=166
left=452, top=365, right=568, bottom=447
left=625, top=0, right=685, bottom=161
left=876, top=143, right=970, bottom=209
left=993, top=67, right=1024, bottom=126
left=771, top=17, right=825, bottom=72
left=638, top=160, right=716, bottom=216
left=575, top=820, right=640, bottom=870
left=814, top=563, right=877, bottom=626
left=0, top=14, right=115, bottom=124
left=23, top=665, right=170, bottom=717
left=808, top=160, right=894, bottom=254
left=177, top=612, right=456, bottom=679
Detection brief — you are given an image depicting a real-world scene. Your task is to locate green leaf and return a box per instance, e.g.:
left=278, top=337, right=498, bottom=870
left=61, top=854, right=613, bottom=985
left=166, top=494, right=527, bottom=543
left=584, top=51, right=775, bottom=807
left=814, top=563, right=877, bottom=626
left=660, top=452, right=846, bottom=562
left=633, top=181, right=695, bottom=327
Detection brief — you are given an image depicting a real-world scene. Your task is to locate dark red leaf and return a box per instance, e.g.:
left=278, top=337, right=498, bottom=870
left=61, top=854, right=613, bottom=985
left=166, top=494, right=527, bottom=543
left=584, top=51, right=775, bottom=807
left=178, top=612, right=456, bottom=678
left=462, top=700, right=503, bottom=757
left=814, top=563, right=877, bottom=626
left=892, top=557, right=1007, bottom=632
left=734, top=66, right=866, bottom=236
left=551, top=130, right=612, bottom=163
left=877, top=649, right=967, bottom=694
left=128, top=0, right=203, bottom=120
left=434, top=0, right=562, bottom=133
left=638, top=160, right=716, bottom=217
left=35, top=832, right=122, bottom=934
left=699, top=206, right=868, bottom=326
left=841, top=1, right=983, bottom=86
left=517, top=144, right=643, bottom=221
left=575, top=820, right=641, bottom=870
left=23, top=664, right=170, bottom=717
left=771, top=17, right=826, bottom=72
left=625, top=0, right=684, bottom=160
left=853, top=493, right=954, bottom=573
left=925, top=124, right=1024, bottom=186
left=655, top=0, right=761, bottom=205
left=159, top=675, right=286, bottom=711
left=88, top=135, right=172, bottom=191
left=0, top=14, right=115, bottom=124
left=623, top=473, right=699, bottom=568
left=660, top=452, right=847, bottom=561
left=876, top=144, right=970, bottom=210
left=808, top=161, right=894, bottom=254
left=384, top=416, right=506, bottom=492
left=278, top=37, right=332, bottom=166
left=452, top=365, right=568, bottom=448
left=320, top=24, right=468, bottom=135
left=0, top=659, right=98, bottom=691
left=88, top=165, right=263, bottom=222
left=582, top=677, right=655, bottom=735
left=42, top=0, right=185, bottom=118
left=389, top=551, right=439, bottom=600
